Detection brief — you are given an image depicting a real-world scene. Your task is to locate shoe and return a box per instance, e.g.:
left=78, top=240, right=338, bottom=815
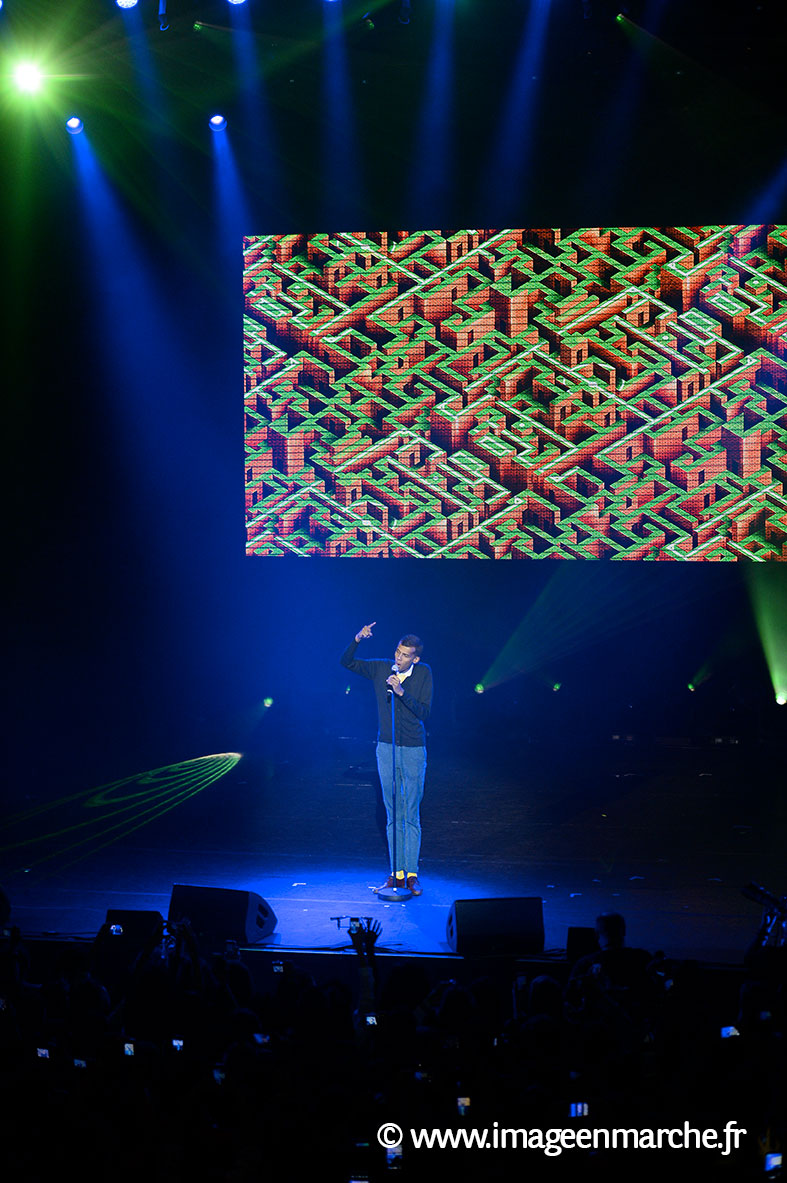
left=407, top=875, right=423, bottom=896
left=375, top=874, right=406, bottom=893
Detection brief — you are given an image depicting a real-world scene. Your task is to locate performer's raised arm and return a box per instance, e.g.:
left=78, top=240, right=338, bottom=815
left=340, top=622, right=377, bottom=677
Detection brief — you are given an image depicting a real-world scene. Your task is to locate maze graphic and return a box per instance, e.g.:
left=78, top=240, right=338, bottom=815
left=244, top=227, right=787, bottom=559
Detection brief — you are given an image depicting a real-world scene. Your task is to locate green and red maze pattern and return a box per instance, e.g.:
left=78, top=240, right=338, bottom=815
left=243, top=227, right=787, bottom=559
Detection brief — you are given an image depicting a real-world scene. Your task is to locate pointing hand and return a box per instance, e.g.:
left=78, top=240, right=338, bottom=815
left=355, top=622, right=376, bottom=642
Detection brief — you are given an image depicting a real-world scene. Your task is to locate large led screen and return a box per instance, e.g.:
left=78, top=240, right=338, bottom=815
left=244, top=227, right=787, bottom=559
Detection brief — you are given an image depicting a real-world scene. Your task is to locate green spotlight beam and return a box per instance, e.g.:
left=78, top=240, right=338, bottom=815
left=0, top=754, right=240, bottom=848
left=0, top=780, right=123, bottom=831
left=4, top=755, right=242, bottom=875
left=0, top=753, right=241, bottom=875
left=9, top=783, right=205, bottom=875
left=1, top=759, right=238, bottom=865
left=687, top=624, right=754, bottom=694
left=17, top=782, right=218, bottom=877
left=745, top=565, right=787, bottom=702
left=481, top=565, right=708, bottom=691
left=616, top=12, right=774, bottom=127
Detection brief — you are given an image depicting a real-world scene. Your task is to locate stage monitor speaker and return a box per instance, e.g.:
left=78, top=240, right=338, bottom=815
left=446, top=897, right=544, bottom=956
left=168, top=885, right=277, bottom=948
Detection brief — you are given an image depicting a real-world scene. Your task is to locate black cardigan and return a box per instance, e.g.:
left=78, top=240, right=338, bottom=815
left=340, top=638, right=433, bottom=746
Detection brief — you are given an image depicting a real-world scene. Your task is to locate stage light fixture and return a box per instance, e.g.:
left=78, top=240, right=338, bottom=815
left=263, top=697, right=274, bottom=709
left=158, top=0, right=169, bottom=30
left=116, top=0, right=139, bottom=8
left=399, top=0, right=411, bottom=23
left=474, top=683, right=484, bottom=695
left=227, top=0, right=248, bottom=5
left=14, top=62, right=43, bottom=93
left=777, top=692, right=786, bottom=706
left=209, top=113, right=227, bottom=130
left=66, top=116, right=84, bottom=134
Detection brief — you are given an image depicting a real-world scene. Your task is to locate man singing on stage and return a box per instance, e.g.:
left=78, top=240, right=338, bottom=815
left=341, top=622, right=433, bottom=896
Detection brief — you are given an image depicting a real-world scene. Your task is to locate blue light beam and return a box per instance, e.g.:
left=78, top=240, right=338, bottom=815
left=321, top=0, right=363, bottom=221
left=483, top=0, right=551, bottom=217
left=210, top=119, right=253, bottom=263
left=406, top=0, right=455, bottom=219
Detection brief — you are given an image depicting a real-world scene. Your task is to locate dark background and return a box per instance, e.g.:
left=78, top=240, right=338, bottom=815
left=3, top=0, right=786, bottom=835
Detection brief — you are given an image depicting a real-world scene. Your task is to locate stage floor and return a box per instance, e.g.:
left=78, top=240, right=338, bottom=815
left=6, top=850, right=777, bottom=965
left=3, top=735, right=783, bottom=965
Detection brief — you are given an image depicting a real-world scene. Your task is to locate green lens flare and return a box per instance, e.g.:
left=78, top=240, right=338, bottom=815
left=14, top=63, right=43, bottom=93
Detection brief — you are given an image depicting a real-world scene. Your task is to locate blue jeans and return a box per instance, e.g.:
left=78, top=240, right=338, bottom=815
left=376, top=742, right=426, bottom=876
